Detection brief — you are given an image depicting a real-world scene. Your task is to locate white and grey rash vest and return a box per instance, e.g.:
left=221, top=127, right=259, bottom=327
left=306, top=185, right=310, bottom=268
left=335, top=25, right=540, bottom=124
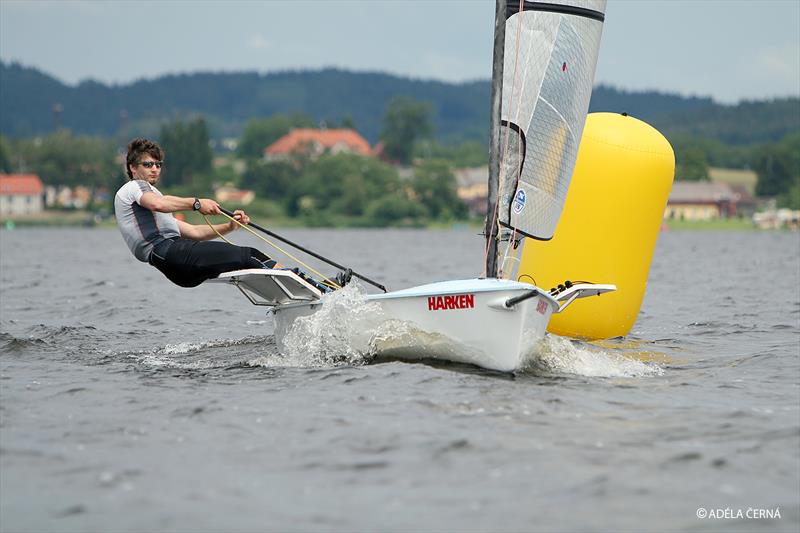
left=114, top=179, right=181, bottom=262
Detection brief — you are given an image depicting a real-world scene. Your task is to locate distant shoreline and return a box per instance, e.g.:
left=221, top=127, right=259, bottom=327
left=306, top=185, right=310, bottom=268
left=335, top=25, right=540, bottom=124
left=2, top=210, right=102, bottom=227
left=0, top=211, right=785, bottom=232
left=661, top=218, right=758, bottom=231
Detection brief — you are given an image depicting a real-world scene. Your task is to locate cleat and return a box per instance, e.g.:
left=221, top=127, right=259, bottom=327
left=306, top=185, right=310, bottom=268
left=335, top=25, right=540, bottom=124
left=335, top=268, right=353, bottom=287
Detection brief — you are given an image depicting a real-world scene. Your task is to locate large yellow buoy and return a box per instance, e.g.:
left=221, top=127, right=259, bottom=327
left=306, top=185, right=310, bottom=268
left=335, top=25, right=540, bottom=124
left=518, top=112, right=675, bottom=339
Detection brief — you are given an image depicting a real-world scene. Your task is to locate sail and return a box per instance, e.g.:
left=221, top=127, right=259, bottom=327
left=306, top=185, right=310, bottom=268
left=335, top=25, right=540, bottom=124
left=497, top=0, right=606, bottom=240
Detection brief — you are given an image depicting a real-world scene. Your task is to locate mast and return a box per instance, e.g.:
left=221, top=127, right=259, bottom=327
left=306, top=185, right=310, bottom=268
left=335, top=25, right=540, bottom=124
left=484, top=0, right=506, bottom=279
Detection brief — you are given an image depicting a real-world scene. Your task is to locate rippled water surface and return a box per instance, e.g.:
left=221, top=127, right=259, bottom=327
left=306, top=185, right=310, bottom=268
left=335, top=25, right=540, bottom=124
left=1, top=228, right=798, bottom=532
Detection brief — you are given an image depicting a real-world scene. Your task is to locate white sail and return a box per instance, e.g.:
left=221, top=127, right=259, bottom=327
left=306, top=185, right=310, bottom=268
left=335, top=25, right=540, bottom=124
left=497, top=0, right=606, bottom=240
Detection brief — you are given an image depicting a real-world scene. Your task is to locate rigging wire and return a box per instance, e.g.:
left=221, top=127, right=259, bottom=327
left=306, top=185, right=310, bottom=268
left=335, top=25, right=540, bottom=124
left=485, top=0, right=526, bottom=279
left=202, top=212, right=341, bottom=290
left=499, top=236, right=523, bottom=278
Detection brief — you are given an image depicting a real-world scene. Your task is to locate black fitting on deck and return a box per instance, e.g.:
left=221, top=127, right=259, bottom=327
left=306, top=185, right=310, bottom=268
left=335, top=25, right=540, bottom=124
left=505, top=289, right=539, bottom=308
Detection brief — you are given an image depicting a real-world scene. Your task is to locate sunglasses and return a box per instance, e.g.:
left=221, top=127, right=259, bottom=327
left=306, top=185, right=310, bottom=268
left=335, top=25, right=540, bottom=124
left=139, top=161, right=163, bottom=169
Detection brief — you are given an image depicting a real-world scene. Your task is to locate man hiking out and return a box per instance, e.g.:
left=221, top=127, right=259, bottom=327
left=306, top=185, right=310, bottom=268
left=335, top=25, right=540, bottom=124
left=113, top=137, right=334, bottom=291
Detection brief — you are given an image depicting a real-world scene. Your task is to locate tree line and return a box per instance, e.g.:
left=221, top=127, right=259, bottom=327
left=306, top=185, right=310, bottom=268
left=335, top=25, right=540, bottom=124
left=0, top=96, right=470, bottom=225
left=1, top=94, right=798, bottom=216
left=3, top=61, right=797, bottom=147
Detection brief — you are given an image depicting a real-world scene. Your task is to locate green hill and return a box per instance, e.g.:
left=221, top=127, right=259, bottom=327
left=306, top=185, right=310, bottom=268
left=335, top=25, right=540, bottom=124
left=1, top=61, right=797, bottom=147
left=652, top=98, right=800, bottom=145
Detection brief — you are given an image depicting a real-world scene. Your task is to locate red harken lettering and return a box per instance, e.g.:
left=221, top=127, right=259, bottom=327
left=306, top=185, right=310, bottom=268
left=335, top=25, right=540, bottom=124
left=427, top=294, right=475, bottom=311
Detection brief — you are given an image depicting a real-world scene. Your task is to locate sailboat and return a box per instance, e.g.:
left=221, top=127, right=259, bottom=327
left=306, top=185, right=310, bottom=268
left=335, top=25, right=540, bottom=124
left=207, top=0, right=615, bottom=372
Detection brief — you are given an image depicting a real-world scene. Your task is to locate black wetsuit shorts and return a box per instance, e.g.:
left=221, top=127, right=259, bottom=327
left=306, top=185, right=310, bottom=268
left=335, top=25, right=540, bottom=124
left=148, top=238, right=274, bottom=288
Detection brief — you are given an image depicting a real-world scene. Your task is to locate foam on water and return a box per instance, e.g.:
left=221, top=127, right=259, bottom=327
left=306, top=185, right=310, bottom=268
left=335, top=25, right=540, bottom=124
left=525, top=335, right=664, bottom=378
left=276, top=283, right=384, bottom=367
left=134, top=351, right=220, bottom=370
left=127, top=336, right=272, bottom=370
left=163, top=342, right=202, bottom=355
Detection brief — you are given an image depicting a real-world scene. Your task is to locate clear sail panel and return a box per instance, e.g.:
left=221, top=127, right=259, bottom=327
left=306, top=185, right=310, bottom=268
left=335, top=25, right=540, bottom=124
left=498, top=1, right=605, bottom=240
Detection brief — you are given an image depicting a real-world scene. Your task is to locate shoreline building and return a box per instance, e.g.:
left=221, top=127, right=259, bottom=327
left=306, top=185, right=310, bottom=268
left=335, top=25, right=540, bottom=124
left=0, top=174, right=45, bottom=217
left=664, top=181, right=741, bottom=221
left=453, top=167, right=489, bottom=217
left=264, top=128, right=371, bottom=161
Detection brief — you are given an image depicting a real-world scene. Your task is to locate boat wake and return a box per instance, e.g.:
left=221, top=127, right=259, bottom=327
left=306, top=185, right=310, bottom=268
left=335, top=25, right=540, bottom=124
left=2, top=306, right=661, bottom=380
left=276, top=283, right=383, bottom=367
left=126, top=336, right=275, bottom=370
left=523, top=335, right=664, bottom=378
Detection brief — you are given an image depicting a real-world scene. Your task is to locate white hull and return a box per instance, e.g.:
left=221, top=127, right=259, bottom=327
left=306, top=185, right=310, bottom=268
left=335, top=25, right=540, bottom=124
left=208, top=270, right=614, bottom=373
left=274, top=278, right=558, bottom=372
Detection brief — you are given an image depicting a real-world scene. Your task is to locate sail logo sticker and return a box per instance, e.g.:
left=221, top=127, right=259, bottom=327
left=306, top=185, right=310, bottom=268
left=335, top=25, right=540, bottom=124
left=512, top=189, right=526, bottom=214
left=428, top=294, right=475, bottom=311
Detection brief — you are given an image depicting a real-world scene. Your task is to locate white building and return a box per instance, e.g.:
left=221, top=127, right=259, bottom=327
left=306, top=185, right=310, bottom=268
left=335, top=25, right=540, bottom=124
left=0, top=174, right=45, bottom=216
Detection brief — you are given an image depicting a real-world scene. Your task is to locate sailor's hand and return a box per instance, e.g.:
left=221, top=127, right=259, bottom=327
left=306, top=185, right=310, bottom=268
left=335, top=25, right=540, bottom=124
left=198, top=198, right=221, bottom=215
left=228, top=209, right=249, bottom=230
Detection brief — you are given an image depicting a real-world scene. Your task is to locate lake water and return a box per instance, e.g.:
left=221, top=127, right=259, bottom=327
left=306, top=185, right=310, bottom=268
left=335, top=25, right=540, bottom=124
left=1, top=227, right=798, bottom=532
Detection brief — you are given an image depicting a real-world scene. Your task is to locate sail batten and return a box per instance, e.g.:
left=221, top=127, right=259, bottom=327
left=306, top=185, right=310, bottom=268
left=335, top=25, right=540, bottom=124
left=496, top=0, right=605, bottom=242
left=507, top=1, right=606, bottom=21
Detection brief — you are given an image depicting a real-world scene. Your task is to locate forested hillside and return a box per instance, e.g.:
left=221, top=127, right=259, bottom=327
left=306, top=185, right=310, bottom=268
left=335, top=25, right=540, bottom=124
left=3, top=61, right=795, bottom=146
left=650, top=98, right=800, bottom=145
left=1, top=62, right=488, bottom=143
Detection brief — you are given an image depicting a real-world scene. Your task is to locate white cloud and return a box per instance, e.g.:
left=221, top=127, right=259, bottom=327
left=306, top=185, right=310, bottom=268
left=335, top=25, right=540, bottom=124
left=752, top=43, right=800, bottom=83
left=248, top=34, right=270, bottom=51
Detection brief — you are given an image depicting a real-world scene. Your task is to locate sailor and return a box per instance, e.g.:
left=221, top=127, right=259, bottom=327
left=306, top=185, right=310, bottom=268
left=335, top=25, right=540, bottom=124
left=114, top=137, right=334, bottom=291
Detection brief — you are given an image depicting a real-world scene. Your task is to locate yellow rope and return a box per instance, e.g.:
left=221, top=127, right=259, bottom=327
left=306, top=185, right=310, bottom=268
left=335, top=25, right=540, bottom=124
left=203, top=214, right=235, bottom=244
left=203, top=213, right=340, bottom=290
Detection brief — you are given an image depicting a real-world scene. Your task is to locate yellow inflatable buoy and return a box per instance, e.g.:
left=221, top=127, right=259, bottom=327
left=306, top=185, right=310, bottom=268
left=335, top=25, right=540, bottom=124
left=518, top=112, right=675, bottom=339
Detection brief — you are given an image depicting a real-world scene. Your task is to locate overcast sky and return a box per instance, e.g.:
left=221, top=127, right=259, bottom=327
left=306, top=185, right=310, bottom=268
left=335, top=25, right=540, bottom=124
left=1, top=0, right=798, bottom=104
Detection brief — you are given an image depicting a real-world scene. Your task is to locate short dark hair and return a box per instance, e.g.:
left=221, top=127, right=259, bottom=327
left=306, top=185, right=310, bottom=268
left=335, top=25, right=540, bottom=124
left=126, top=138, right=165, bottom=180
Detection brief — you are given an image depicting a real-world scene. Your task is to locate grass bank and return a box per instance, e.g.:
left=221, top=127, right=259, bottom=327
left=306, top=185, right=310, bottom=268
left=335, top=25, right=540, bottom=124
left=663, top=218, right=756, bottom=231
left=1, top=209, right=477, bottom=230
left=1, top=210, right=100, bottom=227
left=1, top=210, right=768, bottom=233
left=708, top=167, right=758, bottom=193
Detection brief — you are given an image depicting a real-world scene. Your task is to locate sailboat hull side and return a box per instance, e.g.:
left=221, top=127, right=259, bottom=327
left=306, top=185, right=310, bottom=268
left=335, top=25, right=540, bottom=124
left=273, top=279, right=558, bottom=372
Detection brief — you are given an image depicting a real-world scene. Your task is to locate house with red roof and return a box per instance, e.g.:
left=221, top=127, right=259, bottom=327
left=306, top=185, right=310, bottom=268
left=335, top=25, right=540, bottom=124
left=0, top=174, right=45, bottom=216
left=264, top=128, right=371, bottom=161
